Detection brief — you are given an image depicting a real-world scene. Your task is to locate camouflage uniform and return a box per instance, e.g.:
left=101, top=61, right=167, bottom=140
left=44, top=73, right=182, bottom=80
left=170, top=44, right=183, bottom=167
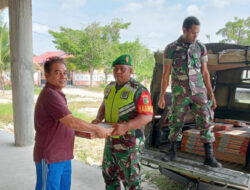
left=163, top=36, right=215, bottom=143
left=103, top=78, right=153, bottom=190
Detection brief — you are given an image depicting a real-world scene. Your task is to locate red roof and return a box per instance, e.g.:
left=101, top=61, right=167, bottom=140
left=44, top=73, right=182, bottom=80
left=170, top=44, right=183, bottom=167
left=33, top=51, right=73, bottom=66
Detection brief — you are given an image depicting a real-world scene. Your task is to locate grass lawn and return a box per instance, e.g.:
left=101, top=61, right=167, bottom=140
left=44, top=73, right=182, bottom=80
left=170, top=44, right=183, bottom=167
left=34, top=86, right=42, bottom=95
left=0, top=103, right=13, bottom=124
left=82, top=85, right=105, bottom=93
left=68, top=99, right=106, bottom=166
left=67, top=99, right=102, bottom=122
left=67, top=98, right=102, bottom=110
left=153, top=175, right=185, bottom=190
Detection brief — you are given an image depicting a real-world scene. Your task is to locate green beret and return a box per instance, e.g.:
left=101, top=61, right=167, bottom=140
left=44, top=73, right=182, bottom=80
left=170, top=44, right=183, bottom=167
left=112, top=54, right=132, bottom=67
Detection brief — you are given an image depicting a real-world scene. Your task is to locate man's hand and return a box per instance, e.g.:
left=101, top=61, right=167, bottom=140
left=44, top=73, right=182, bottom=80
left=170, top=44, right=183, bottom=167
left=94, top=125, right=112, bottom=138
left=158, top=96, right=165, bottom=109
left=92, top=118, right=101, bottom=124
left=111, top=123, right=129, bottom=136
left=211, top=95, right=217, bottom=110
left=158, top=64, right=171, bottom=109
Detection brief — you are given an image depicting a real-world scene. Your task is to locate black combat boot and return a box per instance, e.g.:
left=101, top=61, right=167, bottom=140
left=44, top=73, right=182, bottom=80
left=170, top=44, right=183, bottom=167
left=162, top=142, right=177, bottom=162
left=204, top=143, right=222, bottom=168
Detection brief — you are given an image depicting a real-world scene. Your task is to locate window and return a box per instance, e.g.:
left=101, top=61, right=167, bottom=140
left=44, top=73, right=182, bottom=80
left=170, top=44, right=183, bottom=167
left=241, top=69, right=250, bottom=83
left=235, top=87, right=250, bottom=104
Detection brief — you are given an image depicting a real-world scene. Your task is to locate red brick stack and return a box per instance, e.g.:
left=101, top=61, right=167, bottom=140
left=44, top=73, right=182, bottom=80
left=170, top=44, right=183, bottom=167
left=214, top=128, right=250, bottom=165
left=213, top=123, right=234, bottom=132
left=75, top=130, right=96, bottom=139
left=181, top=122, right=250, bottom=165
left=181, top=129, right=206, bottom=156
left=214, top=118, right=247, bottom=127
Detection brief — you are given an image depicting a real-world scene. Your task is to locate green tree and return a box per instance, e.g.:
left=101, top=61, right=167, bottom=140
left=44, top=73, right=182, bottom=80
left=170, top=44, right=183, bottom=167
left=81, top=22, right=105, bottom=87
left=119, top=39, right=154, bottom=85
left=216, top=17, right=250, bottom=45
left=101, top=42, right=120, bottom=84
left=49, top=24, right=103, bottom=87
left=0, top=23, right=10, bottom=91
left=102, top=18, right=130, bottom=42
left=101, top=19, right=130, bottom=83
left=136, top=48, right=154, bottom=85
left=49, top=27, right=84, bottom=65
left=49, top=19, right=130, bottom=87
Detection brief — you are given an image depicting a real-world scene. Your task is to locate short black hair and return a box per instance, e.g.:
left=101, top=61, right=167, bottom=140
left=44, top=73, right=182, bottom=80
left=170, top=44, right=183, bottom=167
left=44, top=57, right=66, bottom=74
left=183, top=16, right=200, bottom=31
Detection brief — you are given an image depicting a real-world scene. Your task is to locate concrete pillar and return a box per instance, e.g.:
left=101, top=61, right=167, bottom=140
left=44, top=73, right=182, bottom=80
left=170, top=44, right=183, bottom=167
left=9, top=0, right=34, bottom=146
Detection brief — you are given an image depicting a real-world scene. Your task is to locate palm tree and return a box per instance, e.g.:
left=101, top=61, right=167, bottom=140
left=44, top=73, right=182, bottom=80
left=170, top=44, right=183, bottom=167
left=0, top=23, right=10, bottom=91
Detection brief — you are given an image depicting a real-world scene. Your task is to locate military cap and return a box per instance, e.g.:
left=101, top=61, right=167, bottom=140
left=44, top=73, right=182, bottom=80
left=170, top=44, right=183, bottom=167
left=112, top=54, right=132, bottom=67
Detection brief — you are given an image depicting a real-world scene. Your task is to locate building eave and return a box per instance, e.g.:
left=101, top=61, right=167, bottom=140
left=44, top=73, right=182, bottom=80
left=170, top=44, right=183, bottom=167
left=0, top=0, right=8, bottom=10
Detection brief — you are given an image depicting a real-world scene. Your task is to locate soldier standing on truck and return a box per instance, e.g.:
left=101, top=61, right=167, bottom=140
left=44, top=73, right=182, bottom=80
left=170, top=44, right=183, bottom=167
left=158, top=16, right=222, bottom=167
left=92, top=54, right=153, bottom=189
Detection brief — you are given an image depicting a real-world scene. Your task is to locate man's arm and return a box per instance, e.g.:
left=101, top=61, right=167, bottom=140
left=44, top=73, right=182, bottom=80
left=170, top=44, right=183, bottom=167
left=111, top=114, right=152, bottom=136
left=92, top=101, right=105, bottom=124
left=201, top=62, right=217, bottom=110
left=60, top=114, right=110, bottom=138
left=112, top=88, right=153, bottom=136
left=158, top=64, right=171, bottom=109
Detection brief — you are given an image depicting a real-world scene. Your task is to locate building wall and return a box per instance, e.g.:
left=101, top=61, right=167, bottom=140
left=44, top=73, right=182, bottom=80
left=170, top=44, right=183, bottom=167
left=72, top=72, right=114, bottom=86
left=3, top=70, right=115, bottom=87
left=3, top=71, right=41, bottom=86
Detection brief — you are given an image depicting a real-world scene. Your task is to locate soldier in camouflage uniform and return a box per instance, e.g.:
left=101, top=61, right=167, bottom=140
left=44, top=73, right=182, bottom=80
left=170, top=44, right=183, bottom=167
left=92, top=54, right=153, bottom=190
left=158, top=16, right=222, bottom=167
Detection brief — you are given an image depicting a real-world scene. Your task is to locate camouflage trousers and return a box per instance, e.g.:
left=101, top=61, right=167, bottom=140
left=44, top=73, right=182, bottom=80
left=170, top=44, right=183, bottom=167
left=102, top=135, right=143, bottom=190
left=168, top=94, right=215, bottom=143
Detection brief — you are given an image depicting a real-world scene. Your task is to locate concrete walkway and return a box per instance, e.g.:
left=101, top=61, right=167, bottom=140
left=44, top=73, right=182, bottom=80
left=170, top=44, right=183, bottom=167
left=0, top=130, right=157, bottom=190
left=0, top=130, right=105, bottom=190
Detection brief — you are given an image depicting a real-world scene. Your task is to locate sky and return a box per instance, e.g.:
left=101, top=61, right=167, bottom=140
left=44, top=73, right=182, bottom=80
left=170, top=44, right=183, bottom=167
left=7, top=0, right=250, bottom=55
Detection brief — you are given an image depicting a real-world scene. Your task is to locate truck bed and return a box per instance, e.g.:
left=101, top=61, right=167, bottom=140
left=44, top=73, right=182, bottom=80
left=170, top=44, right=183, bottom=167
left=142, top=149, right=250, bottom=189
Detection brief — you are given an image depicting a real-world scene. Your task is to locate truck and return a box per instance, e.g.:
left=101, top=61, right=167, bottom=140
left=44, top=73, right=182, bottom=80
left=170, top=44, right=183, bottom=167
left=142, top=43, right=250, bottom=190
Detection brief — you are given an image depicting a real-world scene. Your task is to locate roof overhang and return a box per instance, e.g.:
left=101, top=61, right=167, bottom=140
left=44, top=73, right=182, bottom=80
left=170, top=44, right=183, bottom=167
left=0, top=0, right=8, bottom=10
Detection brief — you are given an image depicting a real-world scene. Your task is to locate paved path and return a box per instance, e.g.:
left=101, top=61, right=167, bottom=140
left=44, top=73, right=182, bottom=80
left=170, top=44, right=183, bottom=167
left=0, top=130, right=105, bottom=190
left=0, top=130, right=157, bottom=190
